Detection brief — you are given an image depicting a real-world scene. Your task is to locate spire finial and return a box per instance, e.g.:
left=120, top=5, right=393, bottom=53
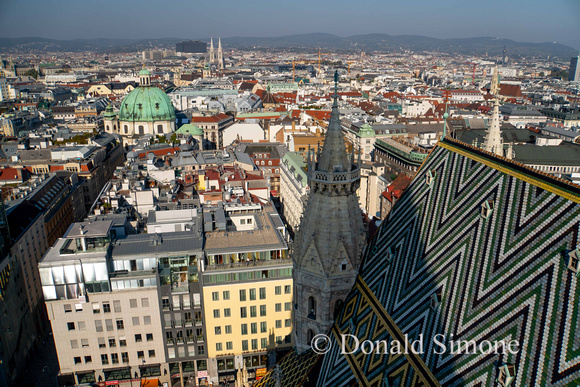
left=333, top=70, right=339, bottom=107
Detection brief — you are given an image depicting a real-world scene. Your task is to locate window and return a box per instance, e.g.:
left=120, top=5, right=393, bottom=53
left=162, top=298, right=170, bottom=310
left=95, top=320, right=103, bottom=332
left=275, top=320, right=282, bottom=329
left=260, top=305, right=266, bottom=316
left=212, top=291, right=219, bottom=301
left=285, top=302, right=291, bottom=311
left=241, top=307, right=247, bottom=318
left=216, top=343, right=222, bottom=351
left=225, top=325, right=232, bottom=334
left=109, top=338, right=116, bottom=348
left=121, top=352, right=129, bottom=363
left=261, top=338, right=268, bottom=348
left=74, top=357, right=81, bottom=365
left=261, top=322, right=267, bottom=333
left=215, top=326, right=221, bottom=335
left=224, top=308, right=231, bottom=317
left=144, top=316, right=151, bottom=325
left=67, top=322, right=75, bottom=331
left=78, top=321, right=86, bottom=331
left=240, top=289, right=246, bottom=301
left=223, top=291, right=230, bottom=300
left=92, top=303, right=100, bottom=314
left=285, top=319, right=291, bottom=327
left=226, top=341, right=233, bottom=350
left=116, top=319, right=124, bottom=330
left=120, top=338, right=127, bottom=347
left=137, top=351, right=144, bottom=359
left=242, top=340, right=248, bottom=351
left=81, top=339, right=89, bottom=348
left=157, top=125, right=163, bottom=134
left=105, top=319, right=113, bottom=331
left=259, top=288, right=266, bottom=299
left=141, top=298, right=149, bottom=308
left=197, top=345, right=205, bottom=355
left=101, top=354, right=109, bottom=365
left=250, top=306, right=256, bottom=318
left=103, top=302, right=111, bottom=313
left=275, top=286, right=281, bottom=295
left=148, top=350, right=155, bottom=358
left=251, top=323, right=257, bottom=334
left=213, top=309, right=220, bottom=318
left=70, top=339, right=78, bottom=349
left=130, top=299, right=137, bottom=308
left=275, top=303, right=281, bottom=312
left=64, top=304, right=72, bottom=313
left=113, top=300, right=121, bottom=313
left=251, top=339, right=258, bottom=350
left=132, top=316, right=140, bottom=326
left=111, top=353, right=119, bottom=364
left=98, top=337, right=106, bottom=348
left=84, top=356, right=92, bottom=364
left=308, top=297, right=317, bottom=320
left=285, top=285, right=291, bottom=294
left=250, top=289, right=256, bottom=300
left=135, top=334, right=142, bottom=342
left=241, top=324, right=248, bottom=335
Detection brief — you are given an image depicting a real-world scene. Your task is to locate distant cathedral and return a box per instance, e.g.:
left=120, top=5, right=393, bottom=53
left=292, top=72, right=367, bottom=354
left=208, top=37, right=225, bottom=70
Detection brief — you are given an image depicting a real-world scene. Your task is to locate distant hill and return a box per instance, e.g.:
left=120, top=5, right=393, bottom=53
left=0, top=34, right=577, bottom=59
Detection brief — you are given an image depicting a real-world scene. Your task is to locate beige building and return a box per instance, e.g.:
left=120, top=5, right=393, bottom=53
left=201, top=203, right=291, bottom=385
left=40, top=221, right=168, bottom=385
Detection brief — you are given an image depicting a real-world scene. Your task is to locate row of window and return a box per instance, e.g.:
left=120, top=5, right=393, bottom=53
left=73, top=351, right=153, bottom=366
left=67, top=316, right=152, bottom=332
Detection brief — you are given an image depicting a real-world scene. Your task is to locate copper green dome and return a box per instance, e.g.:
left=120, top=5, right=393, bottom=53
left=118, top=86, right=176, bottom=122
left=139, top=68, right=151, bottom=75
left=103, top=104, right=116, bottom=119
left=176, top=123, right=203, bottom=136
left=358, top=123, right=375, bottom=138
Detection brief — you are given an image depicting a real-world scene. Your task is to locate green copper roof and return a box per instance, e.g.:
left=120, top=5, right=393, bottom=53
left=104, top=104, right=116, bottom=119
left=139, top=68, right=151, bottom=75
left=119, top=86, right=176, bottom=122
left=176, top=123, right=203, bottom=136
left=358, top=123, right=375, bottom=138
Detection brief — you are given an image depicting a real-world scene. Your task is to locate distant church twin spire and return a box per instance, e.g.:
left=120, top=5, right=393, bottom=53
left=209, top=37, right=224, bottom=69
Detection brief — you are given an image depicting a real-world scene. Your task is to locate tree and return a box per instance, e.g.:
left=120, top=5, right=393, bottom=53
left=24, top=69, right=39, bottom=79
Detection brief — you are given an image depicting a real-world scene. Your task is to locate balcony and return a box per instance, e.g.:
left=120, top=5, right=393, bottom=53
left=205, top=258, right=292, bottom=271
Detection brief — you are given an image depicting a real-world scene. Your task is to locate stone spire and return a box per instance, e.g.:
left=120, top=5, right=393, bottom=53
left=484, top=66, right=503, bottom=156
left=293, top=70, right=366, bottom=354
left=217, top=37, right=224, bottom=69
left=209, top=37, right=215, bottom=64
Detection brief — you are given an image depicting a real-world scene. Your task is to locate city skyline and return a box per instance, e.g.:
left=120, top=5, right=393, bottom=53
left=1, top=0, right=579, bottom=50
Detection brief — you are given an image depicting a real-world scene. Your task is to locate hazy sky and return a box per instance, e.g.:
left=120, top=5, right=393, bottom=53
left=1, top=0, right=579, bottom=50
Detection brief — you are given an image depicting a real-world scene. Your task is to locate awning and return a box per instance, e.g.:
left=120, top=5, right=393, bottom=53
left=141, top=379, right=159, bottom=387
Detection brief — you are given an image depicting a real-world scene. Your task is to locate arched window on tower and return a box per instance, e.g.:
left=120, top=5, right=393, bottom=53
left=307, top=329, right=315, bottom=344
left=157, top=124, right=163, bottom=134
left=333, top=299, right=344, bottom=320
left=124, top=125, right=128, bottom=134
left=113, top=125, right=116, bottom=132
left=138, top=125, right=144, bottom=135
left=308, top=297, right=317, bottom=320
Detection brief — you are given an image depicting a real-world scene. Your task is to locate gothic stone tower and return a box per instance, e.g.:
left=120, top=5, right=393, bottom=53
left=293, top=72, right=366, bottom=354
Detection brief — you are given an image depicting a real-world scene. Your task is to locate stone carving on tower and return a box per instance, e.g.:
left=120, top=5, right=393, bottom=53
left=217, top=37, right=224, bottom=69
left=293, top=71, right=367, bottom=354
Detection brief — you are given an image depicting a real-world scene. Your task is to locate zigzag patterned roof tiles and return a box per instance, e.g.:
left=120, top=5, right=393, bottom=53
left=310, top=137, right=580, bottom=386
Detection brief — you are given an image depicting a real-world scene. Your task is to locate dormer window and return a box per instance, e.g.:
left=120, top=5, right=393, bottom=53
left=496, top=364, right=516, bottom=387
left=430, top=291, right=442, bottom=310
left=426, top=170, right=436, bottom=186
left=481, top=200, right=494, bottom=219
left=568, top=249, right=580, bottom=275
